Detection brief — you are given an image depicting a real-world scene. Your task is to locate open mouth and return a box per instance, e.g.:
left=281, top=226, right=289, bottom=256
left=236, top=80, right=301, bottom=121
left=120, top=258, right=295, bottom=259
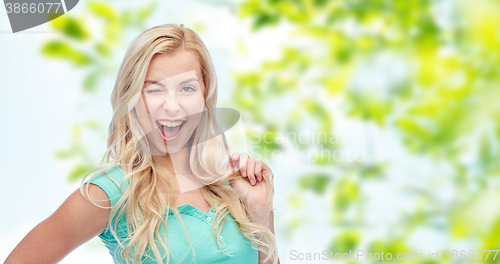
left=156, top=120, right=186, bottom=141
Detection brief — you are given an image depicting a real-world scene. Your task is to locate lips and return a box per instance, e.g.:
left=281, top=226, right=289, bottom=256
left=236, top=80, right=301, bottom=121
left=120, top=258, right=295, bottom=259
left=156, top=120, right=186, bottom=141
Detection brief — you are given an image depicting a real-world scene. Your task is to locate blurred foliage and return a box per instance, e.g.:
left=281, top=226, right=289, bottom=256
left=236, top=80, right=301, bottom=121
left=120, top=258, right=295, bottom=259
left=236, top=0, right=500, bottom=262
left=298, top=173, right=330, bottom=194
left=328, top=229, right=361, bottom=254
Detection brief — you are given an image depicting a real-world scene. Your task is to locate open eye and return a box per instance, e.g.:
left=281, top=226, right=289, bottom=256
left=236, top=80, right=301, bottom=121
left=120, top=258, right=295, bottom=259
left=181, top=86, right=195, bottom=92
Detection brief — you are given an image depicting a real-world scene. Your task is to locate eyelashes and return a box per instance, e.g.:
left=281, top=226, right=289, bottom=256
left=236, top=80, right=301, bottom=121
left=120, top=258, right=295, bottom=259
left=181, top=86, right=195, bottom=92
left=145, top=86, right=196, bottom=94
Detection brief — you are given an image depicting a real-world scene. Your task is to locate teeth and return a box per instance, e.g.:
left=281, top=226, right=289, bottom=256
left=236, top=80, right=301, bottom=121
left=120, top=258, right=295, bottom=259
left=158, top=120, right=183, bottom=127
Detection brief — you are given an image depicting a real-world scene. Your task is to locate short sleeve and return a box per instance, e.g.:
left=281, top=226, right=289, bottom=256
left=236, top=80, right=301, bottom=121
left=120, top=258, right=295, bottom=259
left=87, top=165, right=128, bottom=208
left=85, top=165, right=128, bottom=236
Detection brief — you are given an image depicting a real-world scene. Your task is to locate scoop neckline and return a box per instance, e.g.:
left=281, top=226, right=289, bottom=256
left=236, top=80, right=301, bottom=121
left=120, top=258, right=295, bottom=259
left=172, top=203, right=215, bottom=215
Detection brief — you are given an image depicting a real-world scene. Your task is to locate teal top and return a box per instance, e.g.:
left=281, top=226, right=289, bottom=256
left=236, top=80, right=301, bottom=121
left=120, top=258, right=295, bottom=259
left=86, top=165, right=259, bottom=264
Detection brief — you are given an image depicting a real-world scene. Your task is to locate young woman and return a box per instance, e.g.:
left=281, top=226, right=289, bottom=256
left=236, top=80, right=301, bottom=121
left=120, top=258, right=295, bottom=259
left=5, top=24, right=279, bottom=264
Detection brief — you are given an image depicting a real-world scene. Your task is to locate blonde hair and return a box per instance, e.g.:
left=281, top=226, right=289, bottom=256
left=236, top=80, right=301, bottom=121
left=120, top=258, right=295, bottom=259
left=80, top=24, right=278, bottom=263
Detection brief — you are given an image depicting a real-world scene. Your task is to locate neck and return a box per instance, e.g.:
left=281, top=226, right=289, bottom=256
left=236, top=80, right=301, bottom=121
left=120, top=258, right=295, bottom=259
left=152, top=147, right=203, bottom=192
left=152, top=147, right=189, bottom=173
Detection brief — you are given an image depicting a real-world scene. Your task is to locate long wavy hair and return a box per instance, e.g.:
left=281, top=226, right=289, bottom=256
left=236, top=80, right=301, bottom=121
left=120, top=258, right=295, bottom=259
left=80, top=24, right=277, bottom=263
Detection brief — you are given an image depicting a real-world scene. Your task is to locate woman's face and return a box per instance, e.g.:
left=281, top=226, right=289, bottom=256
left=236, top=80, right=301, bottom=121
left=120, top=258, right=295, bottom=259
left=133, top=50, right=206, bottom=155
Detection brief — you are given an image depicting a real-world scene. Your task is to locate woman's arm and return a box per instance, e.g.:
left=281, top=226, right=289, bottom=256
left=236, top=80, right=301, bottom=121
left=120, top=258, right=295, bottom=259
left=255, top=208, right=280, bottom=264
left=229, top=152, right=280, bottom=264
left=4, top=184, right=110, bottom=264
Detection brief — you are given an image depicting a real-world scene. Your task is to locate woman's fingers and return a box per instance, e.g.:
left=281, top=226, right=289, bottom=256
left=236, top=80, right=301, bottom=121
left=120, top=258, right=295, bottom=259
left=263, top=162, right=273, bottom=175
left=261, top=162, right=274, bottom=188
left=246, top=157, right=256, bottom=185
left=230, top=152, right=272, bottom=186
left=230, top=152, right=240, bottom=170
left=255, top=160, right=263, bottom=182
left=230, top=152, right=243, bottom=172
left=227, top=157, right=234, bottom=170
left=231, top=152, right=240, bottom=162
left=238, top=152, right=249, bottom=177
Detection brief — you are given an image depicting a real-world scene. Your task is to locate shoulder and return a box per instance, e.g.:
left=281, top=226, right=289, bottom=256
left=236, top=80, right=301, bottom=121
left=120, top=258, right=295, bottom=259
left=85, top=165, right=128, bottom=208
left=88, top=165, right=127, bottom=187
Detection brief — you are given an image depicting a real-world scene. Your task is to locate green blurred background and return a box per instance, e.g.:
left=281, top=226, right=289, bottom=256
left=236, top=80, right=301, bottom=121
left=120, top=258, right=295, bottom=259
left=2, top=0, right=500, bottom=263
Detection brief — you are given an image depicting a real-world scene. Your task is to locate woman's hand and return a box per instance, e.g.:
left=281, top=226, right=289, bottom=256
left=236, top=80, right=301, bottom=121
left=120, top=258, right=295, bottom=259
left=227, top=152, right=274, bottom=210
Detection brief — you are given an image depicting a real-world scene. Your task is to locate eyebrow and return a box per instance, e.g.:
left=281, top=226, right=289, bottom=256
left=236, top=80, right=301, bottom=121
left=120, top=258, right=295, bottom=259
left=144, top=77, right=199, bottom=88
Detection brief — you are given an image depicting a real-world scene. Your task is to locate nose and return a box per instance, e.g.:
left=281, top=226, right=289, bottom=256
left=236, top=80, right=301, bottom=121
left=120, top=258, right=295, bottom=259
left=163, top=93, right=180, bottom=114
